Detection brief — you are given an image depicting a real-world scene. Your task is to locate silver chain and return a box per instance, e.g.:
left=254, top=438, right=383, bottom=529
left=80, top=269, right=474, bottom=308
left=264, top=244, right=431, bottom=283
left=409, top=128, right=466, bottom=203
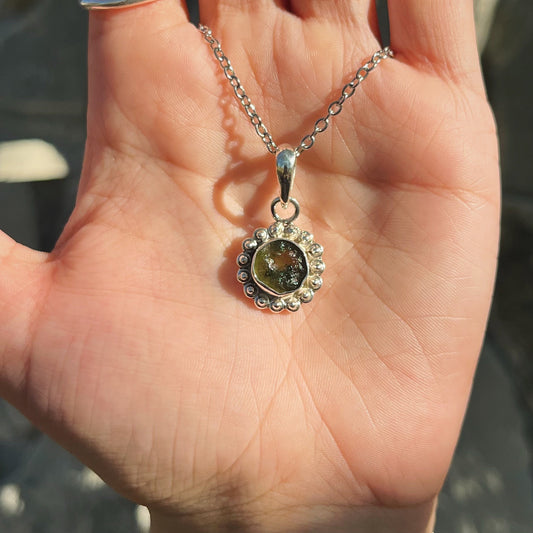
left=199, top=24, right=393, bottom=156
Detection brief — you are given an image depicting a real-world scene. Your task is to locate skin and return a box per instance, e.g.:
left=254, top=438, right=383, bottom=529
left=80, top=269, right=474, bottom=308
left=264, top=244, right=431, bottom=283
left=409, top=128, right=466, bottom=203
left=0, top=1, right=500, bottom=531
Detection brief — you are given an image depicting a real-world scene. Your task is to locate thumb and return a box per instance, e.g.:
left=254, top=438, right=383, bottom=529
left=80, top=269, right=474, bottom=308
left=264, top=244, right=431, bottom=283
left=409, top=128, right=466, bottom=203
left=0, top=231, right=49, bottom=403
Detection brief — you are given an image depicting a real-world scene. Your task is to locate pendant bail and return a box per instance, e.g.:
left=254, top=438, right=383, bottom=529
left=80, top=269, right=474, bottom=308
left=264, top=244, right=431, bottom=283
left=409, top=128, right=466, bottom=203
left=276, top=145, right=297, bottom=207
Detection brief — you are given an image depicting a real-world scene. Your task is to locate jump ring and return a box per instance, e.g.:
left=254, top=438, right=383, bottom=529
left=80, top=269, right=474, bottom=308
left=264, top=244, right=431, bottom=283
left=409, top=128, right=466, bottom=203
left=271, top=197, right=300, bottom=224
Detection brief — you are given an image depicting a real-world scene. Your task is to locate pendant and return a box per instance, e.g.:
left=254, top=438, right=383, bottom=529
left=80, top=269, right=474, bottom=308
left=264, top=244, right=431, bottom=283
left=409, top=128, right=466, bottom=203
left=237, top=147, right=325, bottom=313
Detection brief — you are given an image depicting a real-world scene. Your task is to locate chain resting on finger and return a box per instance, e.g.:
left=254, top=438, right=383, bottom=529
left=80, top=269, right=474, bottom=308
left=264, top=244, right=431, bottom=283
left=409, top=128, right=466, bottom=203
left=199, top=24, right=393, bottom=156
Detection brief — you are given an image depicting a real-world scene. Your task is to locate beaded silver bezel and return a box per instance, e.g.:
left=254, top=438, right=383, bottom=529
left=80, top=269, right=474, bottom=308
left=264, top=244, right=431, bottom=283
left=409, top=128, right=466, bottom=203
left=237, top=222, right=325, bottom=313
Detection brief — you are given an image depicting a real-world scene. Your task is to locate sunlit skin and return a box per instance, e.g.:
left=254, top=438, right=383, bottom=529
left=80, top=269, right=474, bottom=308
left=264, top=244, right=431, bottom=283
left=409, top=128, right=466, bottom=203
left=0, top=1, right=499, bottom=532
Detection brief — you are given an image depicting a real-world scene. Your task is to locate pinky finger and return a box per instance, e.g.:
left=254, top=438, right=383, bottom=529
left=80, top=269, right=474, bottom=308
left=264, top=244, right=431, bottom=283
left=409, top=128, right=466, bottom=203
left=388, top=0, right=483, bottom=88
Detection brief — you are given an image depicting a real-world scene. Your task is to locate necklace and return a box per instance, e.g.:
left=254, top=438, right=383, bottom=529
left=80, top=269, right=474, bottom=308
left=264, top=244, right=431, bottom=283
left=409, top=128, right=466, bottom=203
left=199, top=25, right=393, bottom=313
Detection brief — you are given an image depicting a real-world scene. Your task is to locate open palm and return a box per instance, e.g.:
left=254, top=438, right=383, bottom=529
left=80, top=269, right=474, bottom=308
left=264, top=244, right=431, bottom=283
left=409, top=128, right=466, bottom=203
left=0, top=1, right=499, bottom=532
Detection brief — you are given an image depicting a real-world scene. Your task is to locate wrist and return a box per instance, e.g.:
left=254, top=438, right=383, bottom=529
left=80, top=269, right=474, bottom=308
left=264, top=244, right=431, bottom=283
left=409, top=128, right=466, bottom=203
left=149, top=496, right=438, bottom=533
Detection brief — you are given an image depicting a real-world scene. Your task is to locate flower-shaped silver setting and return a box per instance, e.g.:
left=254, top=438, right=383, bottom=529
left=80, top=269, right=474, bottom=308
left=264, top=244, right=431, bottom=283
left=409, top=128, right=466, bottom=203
left=237, top=222, right=325, bottom=313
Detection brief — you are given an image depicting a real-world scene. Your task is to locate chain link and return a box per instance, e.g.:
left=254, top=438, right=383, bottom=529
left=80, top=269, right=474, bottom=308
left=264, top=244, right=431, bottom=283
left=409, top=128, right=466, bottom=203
left=199, top=24, right=393, bottom=156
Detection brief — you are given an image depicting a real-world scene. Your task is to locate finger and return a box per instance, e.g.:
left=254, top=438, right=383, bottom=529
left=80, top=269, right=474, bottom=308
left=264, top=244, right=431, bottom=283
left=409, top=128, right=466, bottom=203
left=388, top=1, right=482, bottom=85
left=86, top=0, right=193, bottom=147
left=289, top=0, right=381, bottom=48
left=87, top=0, right=190, bottom=97
left=88, top=0, right=189, bottom=29
left=198, top=0, right=279, bottom=28
left=287, top=0, right=370, bottom=23
left=88, top=0, right=190, bottom=59
left=0, top=232, right=48, bottom=402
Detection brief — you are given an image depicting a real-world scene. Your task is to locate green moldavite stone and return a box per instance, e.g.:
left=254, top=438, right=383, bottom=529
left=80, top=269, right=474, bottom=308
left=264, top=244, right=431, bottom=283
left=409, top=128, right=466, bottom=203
left=252, top=239, right=308, bottom=295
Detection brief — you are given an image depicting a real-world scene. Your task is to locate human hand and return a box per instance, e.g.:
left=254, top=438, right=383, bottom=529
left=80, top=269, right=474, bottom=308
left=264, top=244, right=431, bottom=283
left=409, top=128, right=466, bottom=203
left=0, top=1, right=499, bottom=531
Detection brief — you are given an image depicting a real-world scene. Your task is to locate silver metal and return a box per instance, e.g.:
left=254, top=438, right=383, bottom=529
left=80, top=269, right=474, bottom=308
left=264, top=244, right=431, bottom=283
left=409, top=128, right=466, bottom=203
left=199, top=25, right=278, bottom=154
left=276, top=146, right=297, bottom=206
left=271, top=197, right=300, bottom=224
left=199, top=24, right=393, bottom=156
left=236, top=222, right=324, bottom=313
left=79, top=0, right=158, bottom=9
left=293, top=48, right=394, bottom=155
left=197, top=26, right=390, bottom=312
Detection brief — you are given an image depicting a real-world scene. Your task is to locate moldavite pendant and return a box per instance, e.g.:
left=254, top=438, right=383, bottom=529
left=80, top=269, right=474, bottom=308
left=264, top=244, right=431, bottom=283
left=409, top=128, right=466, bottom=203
left=236, top=147, right=325, bottom=313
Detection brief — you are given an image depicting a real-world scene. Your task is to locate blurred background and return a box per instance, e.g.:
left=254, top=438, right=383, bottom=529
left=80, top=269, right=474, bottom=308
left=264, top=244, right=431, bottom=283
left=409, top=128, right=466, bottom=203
left=0, top=0, right=531, bottom=531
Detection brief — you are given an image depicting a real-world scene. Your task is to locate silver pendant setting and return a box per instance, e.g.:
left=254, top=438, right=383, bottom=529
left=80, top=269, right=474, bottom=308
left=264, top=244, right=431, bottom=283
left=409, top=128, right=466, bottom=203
left=236, top=146, right=324, bottom=313
left=237, top=221, right=325, bottom=313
